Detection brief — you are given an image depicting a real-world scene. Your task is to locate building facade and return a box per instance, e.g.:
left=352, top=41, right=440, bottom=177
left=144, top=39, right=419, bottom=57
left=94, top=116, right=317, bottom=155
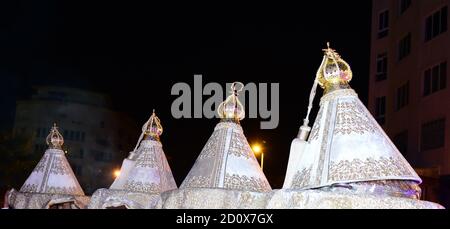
left=369, top=0, right=449, bottom=204
left=13, top=86, right=138, bottom=194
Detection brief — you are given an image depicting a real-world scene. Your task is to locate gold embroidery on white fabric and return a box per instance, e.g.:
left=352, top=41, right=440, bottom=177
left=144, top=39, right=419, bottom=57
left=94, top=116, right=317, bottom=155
left=33, top=154, right=48, bottom=173
left=20, top=184, right=38, bottom=193
left=320, top=89, right=358, bottom=105
left=309, top=106, right=324, bottom=141
left=124, top=181, right=160, bottom=194
left=334, top=100, right=377, bottom=135
left=315, top=100, right=335, bottom=186
left=224, top=174, right=271, bottom=192
left=198, top=129, right=225, bottom=160
left=50, top=157, right=71, bottom=175
left=181, top=122, right=269, bottom=190
left=328, top=156, right=413, bottom=182
left=46, top=186, right=81, bottom=195
left=135, top=146, right=158, bottom=168
left=291, top=167, right=312, bottom=189
left=228, top=131, right=252, bottom=159
left=183, top=123, right=234, bottom=188
left=182, top=176, right=211, bottom=188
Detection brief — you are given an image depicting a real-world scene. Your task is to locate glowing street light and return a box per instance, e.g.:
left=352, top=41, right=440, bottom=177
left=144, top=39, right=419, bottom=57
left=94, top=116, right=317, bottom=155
left=251, top=143, right=264, bottom=171
left=113, top=169, right=121, bottom=178
left=252, top=144, right=262, bottom=154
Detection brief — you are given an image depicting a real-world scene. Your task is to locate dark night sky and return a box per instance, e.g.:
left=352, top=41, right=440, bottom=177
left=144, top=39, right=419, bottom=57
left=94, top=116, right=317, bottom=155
left=0, top=1, right=372, bottom=187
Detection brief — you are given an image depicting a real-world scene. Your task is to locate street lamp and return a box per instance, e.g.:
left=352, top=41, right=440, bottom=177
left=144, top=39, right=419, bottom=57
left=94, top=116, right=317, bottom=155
left=113, top=169, right=121, bottom=178
left=251, top=143, right=264, bottom=171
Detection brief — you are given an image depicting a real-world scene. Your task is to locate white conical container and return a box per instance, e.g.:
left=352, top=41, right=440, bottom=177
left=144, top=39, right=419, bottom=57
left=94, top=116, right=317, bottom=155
left=271, top=43, right=444, bottom=209
left=160, top=83, right=271, bottom=209
left=7, top=124, right=89, bottom=209
left=180, top=121, right=271, bottom=192
left=88, top=111, right=177, bottom=209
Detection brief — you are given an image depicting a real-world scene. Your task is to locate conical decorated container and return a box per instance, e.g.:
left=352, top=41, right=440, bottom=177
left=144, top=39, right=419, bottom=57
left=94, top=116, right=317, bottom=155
left=89, top=111, right=177, bottom=209
left=160, top=83, right=271, bottom=209
left=7, top=124, right=89, bottom=209
left=271, top=43, right=444, bottom=209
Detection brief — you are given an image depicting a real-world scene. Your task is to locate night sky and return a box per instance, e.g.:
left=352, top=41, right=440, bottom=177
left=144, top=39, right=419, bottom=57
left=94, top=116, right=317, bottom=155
left=0, top=1, right=372, bottom=187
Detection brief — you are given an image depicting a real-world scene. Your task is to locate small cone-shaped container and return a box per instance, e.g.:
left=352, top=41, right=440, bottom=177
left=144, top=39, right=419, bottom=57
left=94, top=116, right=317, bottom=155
left=89, top=111, right=177, bottom=209
left=111, top=111, right=177, bottom=193
left=7, top=124, right=89, bottom=209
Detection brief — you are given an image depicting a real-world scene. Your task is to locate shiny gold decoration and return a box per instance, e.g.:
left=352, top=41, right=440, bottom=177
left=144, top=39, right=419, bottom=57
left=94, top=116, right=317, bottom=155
left=317, top=42, right=353, bottom=93
left=144, top=110, right=163, bottom=140
left=218, top=82, right=245, bottom=122
left=46, top=123, right=64, bottom=149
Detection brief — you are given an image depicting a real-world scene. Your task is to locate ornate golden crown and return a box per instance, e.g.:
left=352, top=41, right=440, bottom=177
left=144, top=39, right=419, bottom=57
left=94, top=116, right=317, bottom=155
left=217, top=82, right=245, bottom=122
left=144, top=110, right=163, bottom=139
left=317, top=42, right=353, bottom=92
left=46, top=123, right=64, bottom=149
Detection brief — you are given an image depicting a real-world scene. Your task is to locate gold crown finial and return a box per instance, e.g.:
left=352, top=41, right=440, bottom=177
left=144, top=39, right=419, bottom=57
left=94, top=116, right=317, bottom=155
left=144, top=110, right=163, bottom=140
left=46, top=123, right=64, bottom=149
left=317, top=43, right=353, bottom=93
left=218, top=82, right=245, bottom=122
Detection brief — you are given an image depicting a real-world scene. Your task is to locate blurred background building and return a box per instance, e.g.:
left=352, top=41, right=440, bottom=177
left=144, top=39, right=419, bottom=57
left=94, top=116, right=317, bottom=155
left=12, top=86, right=137, bottom=194
left=369, top=0, right=449, bottom=206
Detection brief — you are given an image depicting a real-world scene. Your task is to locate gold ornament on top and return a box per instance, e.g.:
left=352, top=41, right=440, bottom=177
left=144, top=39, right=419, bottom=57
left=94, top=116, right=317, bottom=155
left=46, top=123, right=64, bottom=149
left=144, top=109, right=163, bottom=140
left=317, top=42, right=353, bottom=93
left=218, top=82, right=245, bottom=122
